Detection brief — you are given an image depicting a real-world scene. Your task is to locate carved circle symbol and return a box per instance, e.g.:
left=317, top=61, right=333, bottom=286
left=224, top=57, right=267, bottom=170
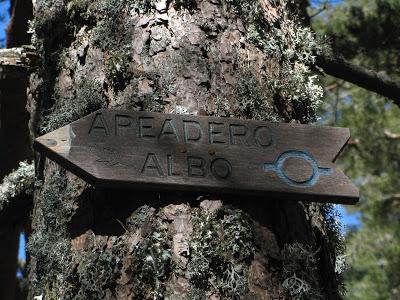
left=264, top=150, right=332, bottom=188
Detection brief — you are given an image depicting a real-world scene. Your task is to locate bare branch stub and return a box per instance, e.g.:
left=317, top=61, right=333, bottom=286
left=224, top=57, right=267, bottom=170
left=0, top=45, right=38, bottom=68
left=316, top=53, right=400, bottom=107
left=384, top=129, right=400, bottom=140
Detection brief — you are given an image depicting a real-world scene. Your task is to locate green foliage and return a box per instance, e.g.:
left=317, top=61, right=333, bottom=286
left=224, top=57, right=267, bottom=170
left=345, top=225, right=400, bottom=299
left=316, top=80, right=400, bottom=299
left=313, top=1, right=400, bottom=298
left=314, top=0, right=400, bottom=75
left=337, top=92, right=400, bottom=300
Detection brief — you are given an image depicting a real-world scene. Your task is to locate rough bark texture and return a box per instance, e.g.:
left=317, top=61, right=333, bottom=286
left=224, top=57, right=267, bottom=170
left=27, top=0, right=343, bottom=299
left=0, top=0, right=33, bottom=299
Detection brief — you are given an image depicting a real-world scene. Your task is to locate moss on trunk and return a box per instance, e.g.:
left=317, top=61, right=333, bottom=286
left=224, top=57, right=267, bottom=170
left=27, top=0, right=343, bottom=299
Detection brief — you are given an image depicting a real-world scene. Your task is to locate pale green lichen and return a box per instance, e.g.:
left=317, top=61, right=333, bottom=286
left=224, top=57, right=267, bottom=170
left=41, top=78, right=106, bottom=133
left=229, top=0, right=324, bottom=123
left=226, top=0, right=262, bottom=23
left=282, top=273, right=310, bottom=299
left=0, top=161, right=35, bottom=211
left=221, top=210, right=255, bottom=260
left=220, top=262, right=248, bottom=296
left=187, top=208, right=254, bottom=298
left=281, top=242, right=324, bottom=299
left=29, top=167, right=126, bottom=299
left=34, top=0, right=66, bottom=37
left=28, top=233, right=74, bottom=296
left=77, top=245, right=124, bottom=299
left=141, top=94, right=165, bottom=112
left=66, top=0, right=96, bottom=24
left=335, top=254, right=347, bottom=274
left=233, top=68, right=277, bottom=121
left=126, top=205, right=156, bottom=230
left=129, top=231, right=172, bottom=299
left=27, top=168, right=79, bottom=297
left=105, top=51, right=133, bottom=92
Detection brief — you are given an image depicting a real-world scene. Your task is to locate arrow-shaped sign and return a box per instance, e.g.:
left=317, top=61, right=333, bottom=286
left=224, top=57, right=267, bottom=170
left=34, top=109, right=359, bottom=204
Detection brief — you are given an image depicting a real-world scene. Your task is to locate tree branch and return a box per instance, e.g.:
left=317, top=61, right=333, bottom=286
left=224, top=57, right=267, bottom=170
left=0, top=45, right=38, bottom=68
left=384, top=129, right=400, bottom=140
left=316, top=54, right=400, bottom=107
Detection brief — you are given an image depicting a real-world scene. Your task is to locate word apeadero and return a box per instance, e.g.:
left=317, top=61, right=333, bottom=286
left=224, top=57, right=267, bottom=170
left=34, top=109, right=359, bottom=204
left=87, top=112, right=273, bottom=179
left=88, top=112, right=273, bottom=148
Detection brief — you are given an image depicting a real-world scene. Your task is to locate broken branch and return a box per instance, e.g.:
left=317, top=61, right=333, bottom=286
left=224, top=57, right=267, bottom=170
left=0, top=46, right=38, bottom=68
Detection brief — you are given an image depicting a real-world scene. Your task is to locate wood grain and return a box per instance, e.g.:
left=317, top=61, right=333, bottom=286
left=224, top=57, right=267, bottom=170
left=34, top=109, right=359, bottom=204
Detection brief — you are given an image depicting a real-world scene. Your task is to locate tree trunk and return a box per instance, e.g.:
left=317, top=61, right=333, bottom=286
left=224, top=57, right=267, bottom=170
left=27, top=0, right=342, bottom=299
left=0, top=0, right=32, bottom=298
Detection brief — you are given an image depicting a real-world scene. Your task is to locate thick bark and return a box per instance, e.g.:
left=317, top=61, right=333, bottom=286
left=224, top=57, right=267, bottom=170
left=0, top=0, right=33, bottom=298
left=27, top=0, right=342, bottom=299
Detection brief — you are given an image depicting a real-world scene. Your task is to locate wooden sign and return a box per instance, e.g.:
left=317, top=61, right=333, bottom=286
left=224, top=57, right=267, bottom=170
left=34, top=109, right=359, bottom=204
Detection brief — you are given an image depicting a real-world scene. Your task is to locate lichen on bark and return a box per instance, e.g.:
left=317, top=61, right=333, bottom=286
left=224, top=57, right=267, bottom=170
left=0, top=161, right=34, bottom=211
left=26, top=0, right=343, bottom=299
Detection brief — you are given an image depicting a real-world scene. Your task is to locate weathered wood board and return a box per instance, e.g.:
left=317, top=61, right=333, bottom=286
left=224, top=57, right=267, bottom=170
left=34, top=109, right=359, bottom=204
